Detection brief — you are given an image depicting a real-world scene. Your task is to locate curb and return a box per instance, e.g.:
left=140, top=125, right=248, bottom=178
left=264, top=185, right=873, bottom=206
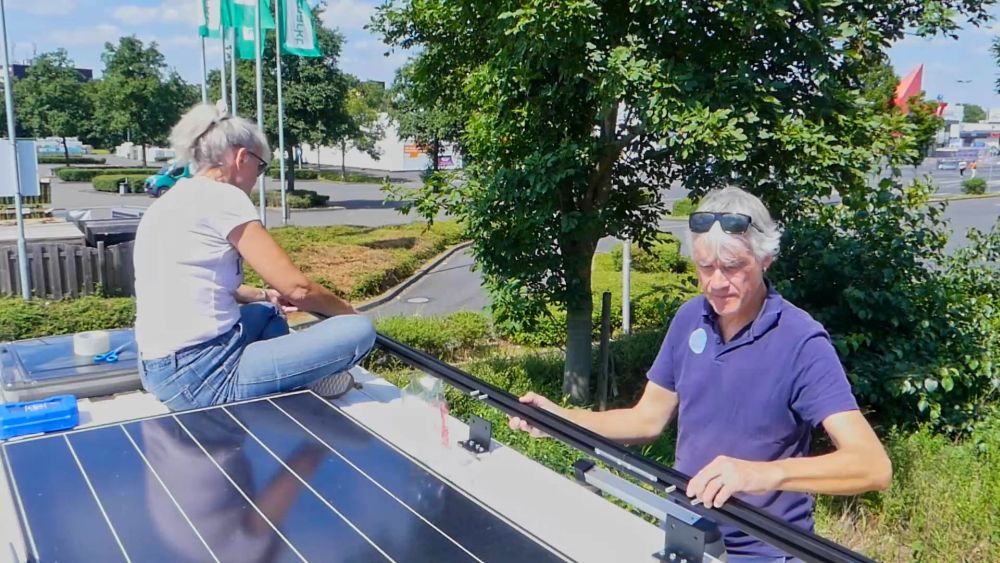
left=357, top=241, right=473, bottom=312
left=931, top=192, right=1000, bottom=202
left=287, top=240, right=473, bottom=328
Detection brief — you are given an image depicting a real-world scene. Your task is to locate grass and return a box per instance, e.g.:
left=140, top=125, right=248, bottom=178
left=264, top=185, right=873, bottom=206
left=372, top=310, right=1000, bottom=562
left=244, top=221, right=465, bottom=301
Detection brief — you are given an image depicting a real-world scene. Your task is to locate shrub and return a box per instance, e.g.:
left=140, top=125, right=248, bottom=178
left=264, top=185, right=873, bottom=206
left=250, top=188, right=329, bottom=208
left=961, top=177, right=987, bottom=195
left=38, top=156, right=105, bottom=165
left=92, top=175, right=150, bottom=193
left=610, top=233, right=689, bottom=274
left=772, top=181, right=1000, bottom=434
left=371, top=312, right=493, bottom=363
left=267, top=168, right=320, bottom=180
left=56, top=167, right=158, bottom=182
left=671, top=197, right=697, bottom=217
left=319, top=171, right=388, bottom=184
left=0, top=296, right=135, bottom=341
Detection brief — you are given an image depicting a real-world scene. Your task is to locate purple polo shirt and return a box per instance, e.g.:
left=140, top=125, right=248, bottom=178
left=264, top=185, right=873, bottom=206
left=647, top=284, right=859, bottom=557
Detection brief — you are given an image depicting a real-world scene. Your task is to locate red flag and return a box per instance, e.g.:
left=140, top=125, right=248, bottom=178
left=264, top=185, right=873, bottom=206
left=894, top=64, right=924, bottom=114
left=935, top=101, right=948, bottom=118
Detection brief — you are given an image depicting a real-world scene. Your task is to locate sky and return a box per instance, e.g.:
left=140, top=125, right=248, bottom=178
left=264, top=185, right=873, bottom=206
left=4, top=0, right=1000, bottom=110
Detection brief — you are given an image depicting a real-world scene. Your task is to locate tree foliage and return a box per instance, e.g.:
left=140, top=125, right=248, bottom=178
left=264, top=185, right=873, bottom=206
left=13, top=50, right=91, bottom=165
left=964, top=103, right=987, bottom=123
left=89, top=37, right=197, bottom=164
left=374, top=0, right=992, bottom=402
left=388, top=60, right=465, bottom=171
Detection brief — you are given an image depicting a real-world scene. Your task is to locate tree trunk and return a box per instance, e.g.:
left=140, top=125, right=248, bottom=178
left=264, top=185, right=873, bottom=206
left=141, top=144, right=147, bottom=167
left=341, top=140, right=348, bottom=181
left=562, top=239, right=597, bottom=404
left=287, top=152, right=296, bottom=193
left=432, top=138, right=441, bottom=172
left=62, top=137, right=71, bottom=167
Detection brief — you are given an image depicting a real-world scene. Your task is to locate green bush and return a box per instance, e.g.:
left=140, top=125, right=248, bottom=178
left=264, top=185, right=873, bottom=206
left=372, top=311, right=493, bottom=363
left=92, top=174, right=150, bottom=193
left=772, top=181, right=1000, bottom=435
left=961, top=177, right=987, bottom=195
left=56, top=167, right=158, bottom=182
left=319, top=171, right=388, bottom=184
left=0, top=296, right=135, bottom=341
left=250, top=188, right=329, bottom=208
left=610, top=233, right=689, bottom=274
left=671, top=197, right=697, bottom=217
left=267, top=168, right=320, bottom=180
left=38, top=156, right=105, bottom=165
left=501, top=251, right=697, bottom=347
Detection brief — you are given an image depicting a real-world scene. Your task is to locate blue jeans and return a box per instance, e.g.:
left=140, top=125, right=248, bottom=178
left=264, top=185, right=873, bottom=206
left=138, top=303, right=376, bottom=411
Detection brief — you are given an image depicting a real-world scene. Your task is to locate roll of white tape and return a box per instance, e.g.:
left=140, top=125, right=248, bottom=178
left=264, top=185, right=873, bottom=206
left=73, top=330, right=111, bottom=356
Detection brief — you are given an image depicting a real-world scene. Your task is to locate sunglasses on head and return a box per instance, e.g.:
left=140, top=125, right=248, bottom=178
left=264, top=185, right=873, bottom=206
left=688, top=211, right=762, bottom=235
left=245, top=149, right=270, bottom=176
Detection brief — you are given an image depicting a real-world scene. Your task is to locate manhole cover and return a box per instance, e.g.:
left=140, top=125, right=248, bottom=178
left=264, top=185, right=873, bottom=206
left=406, top=297, right=430, bottom=304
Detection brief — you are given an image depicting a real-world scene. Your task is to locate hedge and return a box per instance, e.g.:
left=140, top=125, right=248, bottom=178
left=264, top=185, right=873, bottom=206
left=671, top=197, right=697, bottom=217
left=266, top=168, right=320, bottom=180
left=38, top=156, right=105, bottom=165
left=56, top=167, right=158, bottom=182
left=92, top=174, right=150, bottom=193
left=961, top=178, right=987, bottom=195
left=250, top=188, right=329, bottom=208
left=0, top=296, right=135, bottom=341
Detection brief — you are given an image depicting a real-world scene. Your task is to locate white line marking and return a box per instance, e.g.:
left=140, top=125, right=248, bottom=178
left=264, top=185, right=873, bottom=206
left=63, top=435, right=131, bottom=562
left=221, top=407, right=397, bottom=562
left=171, top=414, right=309, bottom=563
left=1, top=445, right=38, bottom=559
left=264, top=400, right=478, bottom=561
left=119, top=426, right=220, bottom=563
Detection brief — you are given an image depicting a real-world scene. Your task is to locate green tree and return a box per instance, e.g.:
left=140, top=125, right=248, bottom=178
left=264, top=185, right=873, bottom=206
left=338, top=78, right=386, bottom=180
left=963, top=103, right=987, bottom=123
left=375, top=1, right=992, bottom=403
left=91, top=37, right=197, bottom=165
left=388, top=60, right=465, bottom=171
left=215, top=8, right=351, bottom=193
left=13, top=50, right=92, bottom=165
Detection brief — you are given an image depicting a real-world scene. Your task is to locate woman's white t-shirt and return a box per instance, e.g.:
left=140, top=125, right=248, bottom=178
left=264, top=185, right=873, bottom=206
left=134, top=176, right=259, bottom=359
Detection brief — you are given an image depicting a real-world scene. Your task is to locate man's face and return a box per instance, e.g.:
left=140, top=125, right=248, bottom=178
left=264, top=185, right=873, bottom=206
left=692, top=238, right=770, bottom=319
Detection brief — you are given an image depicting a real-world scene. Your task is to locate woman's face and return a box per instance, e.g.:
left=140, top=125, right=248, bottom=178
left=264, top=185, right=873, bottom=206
left=225, top=146, right=268, bottom=192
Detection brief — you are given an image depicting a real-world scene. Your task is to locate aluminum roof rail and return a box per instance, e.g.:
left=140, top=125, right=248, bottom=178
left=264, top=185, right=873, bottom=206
left=375, top=332, right=875, bottom=563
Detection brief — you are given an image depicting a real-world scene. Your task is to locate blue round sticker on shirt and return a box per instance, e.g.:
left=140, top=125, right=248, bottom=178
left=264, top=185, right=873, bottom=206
left=688, top=328, right=707, bottom=354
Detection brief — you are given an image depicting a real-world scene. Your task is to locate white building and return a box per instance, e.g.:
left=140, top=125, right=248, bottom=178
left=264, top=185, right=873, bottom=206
left=302, top=116, right=462, bottom=172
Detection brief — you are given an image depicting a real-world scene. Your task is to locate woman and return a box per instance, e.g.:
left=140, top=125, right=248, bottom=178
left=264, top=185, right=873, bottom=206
left=134, top=103, right=375, bottom=411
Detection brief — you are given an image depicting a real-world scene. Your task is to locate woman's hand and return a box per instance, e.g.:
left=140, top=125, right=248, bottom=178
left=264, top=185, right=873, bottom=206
left=265, top=288, right=299, bottom=315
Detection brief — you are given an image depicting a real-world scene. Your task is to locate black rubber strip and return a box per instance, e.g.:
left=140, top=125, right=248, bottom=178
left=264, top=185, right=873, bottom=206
left=375, top=333, right=876, bottom=563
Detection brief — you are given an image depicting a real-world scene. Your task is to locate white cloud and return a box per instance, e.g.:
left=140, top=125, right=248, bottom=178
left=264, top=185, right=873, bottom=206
left=112, top=1, right=202, bottom=27
left=7, top=0, right=74, bottom=16
left=49, top=23, right=122, bottom=47
left=321, top=0, right=376, bottom=32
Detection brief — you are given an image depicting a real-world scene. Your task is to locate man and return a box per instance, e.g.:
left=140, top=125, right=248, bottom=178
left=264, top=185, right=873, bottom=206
left=509, top=187, right=891, bottom=561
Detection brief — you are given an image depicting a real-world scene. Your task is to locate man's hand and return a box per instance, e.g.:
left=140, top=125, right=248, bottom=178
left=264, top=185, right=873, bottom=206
left=508, top=392, right=562, bottom=438
left=686, top=455, right=783, bottom=508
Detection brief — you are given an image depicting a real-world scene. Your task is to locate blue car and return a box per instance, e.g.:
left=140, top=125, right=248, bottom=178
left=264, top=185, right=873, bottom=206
left=144, top=162, right=190, bottom=197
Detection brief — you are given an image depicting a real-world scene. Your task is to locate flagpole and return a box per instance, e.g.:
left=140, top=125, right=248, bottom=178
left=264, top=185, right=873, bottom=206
left=0, top=0, right=29, bottom=299
left=230, top=27, right=237, bottom=117
left=199, top=36, right=208, bottom=104
left=275, top=0, right=288, bottom=225
left=219, top=28, right=228, bottom=110
left=254, top=0, right=266, bottom=226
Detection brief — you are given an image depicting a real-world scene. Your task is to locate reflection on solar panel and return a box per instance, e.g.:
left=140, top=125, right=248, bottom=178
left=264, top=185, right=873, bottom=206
left=2, top=391, right=568, bottom=562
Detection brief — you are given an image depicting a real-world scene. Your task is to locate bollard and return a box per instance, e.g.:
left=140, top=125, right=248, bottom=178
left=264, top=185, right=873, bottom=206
left=118, top=180, right=126, bottom=195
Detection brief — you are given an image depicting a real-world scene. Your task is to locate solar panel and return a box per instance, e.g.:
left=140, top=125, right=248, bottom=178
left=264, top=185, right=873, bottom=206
left=2, top=391, right=568, bottom=563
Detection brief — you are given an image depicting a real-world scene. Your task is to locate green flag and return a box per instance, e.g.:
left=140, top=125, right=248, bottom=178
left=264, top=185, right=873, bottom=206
left=198, top=0, right=223, bottom=38
left=222, top=0, right=275, bottom=60
left=278, top=0, right=321, bottom=57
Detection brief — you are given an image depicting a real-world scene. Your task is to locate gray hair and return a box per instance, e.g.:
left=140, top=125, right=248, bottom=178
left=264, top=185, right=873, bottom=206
left=686, top=187, right=782, bottom=263
left=169, top=103, right=270, bottom=173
